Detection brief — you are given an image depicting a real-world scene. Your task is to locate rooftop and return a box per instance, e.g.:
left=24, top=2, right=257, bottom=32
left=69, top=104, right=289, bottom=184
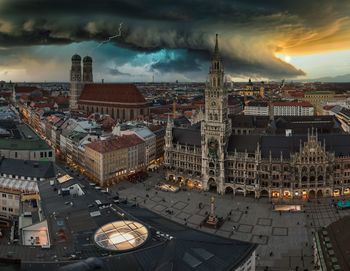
left=172, top=125, right=201, bottom=147
left=86, top=134, right=144, bottom=154
left=246, top=101, right=269, bottom=107
left=227, top=133, right=350, bottom=158
left=321, top=216, right=350, bottom=270
left=79, top=83, right=146, bottom=104
left=31, top=177, right=257, bottom=271
left=0, top=122, right=51, bottom=151
left=0, top=158, right=55, bottom=179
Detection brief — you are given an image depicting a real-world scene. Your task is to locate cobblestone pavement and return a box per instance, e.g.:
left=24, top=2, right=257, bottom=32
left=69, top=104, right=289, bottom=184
left=111, top=170, right=350, bottom=271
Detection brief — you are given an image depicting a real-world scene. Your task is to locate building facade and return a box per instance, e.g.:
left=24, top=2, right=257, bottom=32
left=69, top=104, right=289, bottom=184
left=165, top=35, right=350, bottom=199
left=84, top=134, right=145, bottom=186
left=272, top=101, right=314, bottom=116
left=244, top=101, right=269, bottom=116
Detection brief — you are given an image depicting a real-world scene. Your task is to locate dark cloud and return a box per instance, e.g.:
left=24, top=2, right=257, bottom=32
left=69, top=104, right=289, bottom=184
left=107, top=67, right=131, bottom=76
left=150, top=50, right=202, bottom=73
left=0, top=0, right=350, bottom=79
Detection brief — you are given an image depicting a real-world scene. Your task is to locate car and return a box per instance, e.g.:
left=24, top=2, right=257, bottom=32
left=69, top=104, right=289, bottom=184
left=64, top=201, right=71, bottom=205
left=88, top=204, right=94, bottom=208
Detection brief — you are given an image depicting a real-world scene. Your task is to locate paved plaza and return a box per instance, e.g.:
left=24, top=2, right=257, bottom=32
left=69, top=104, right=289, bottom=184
left=111, top=170, right=350, bottom=271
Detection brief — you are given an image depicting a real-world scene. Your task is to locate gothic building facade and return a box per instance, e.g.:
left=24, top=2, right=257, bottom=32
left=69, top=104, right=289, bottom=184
left=164, top=35, right=350, bottom=199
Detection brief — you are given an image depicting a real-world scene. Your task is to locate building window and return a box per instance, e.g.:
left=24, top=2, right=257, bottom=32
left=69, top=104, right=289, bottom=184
left=48, top=151, right=52, bottom=157
left=15, top=152, right=17, bottom=158
left=2, top=207, right=6, bottom=211
left=2, top=194, right=6, bottom=198
left=40, top=152, right=44, bottom=158
left=8, top=208, right=13, bottom=212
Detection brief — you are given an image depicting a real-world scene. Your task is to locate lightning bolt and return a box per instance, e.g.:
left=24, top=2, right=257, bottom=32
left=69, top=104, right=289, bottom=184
left=92, top=22, right=123, bottom=53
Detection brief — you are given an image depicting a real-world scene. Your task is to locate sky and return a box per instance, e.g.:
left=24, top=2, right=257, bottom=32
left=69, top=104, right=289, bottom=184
left=1, top=0, right=350, bottom=82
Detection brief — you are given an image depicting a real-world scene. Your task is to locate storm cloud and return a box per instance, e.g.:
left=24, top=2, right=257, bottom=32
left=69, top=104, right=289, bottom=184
left=1, top=0, right=350, bottom=80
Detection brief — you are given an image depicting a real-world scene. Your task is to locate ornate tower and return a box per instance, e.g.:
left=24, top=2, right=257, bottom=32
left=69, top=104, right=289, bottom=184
left=201, top=34, right=231, bottom=194
left=164, top=114, right=174, bottom=170
left=259, top=81, right=265, bottom=98
left=83, top=56, right=93, bottom=83
left=69, top=54, right=82, bottom=110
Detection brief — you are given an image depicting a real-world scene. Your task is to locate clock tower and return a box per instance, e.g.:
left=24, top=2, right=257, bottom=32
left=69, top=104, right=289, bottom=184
left=201, top=34, right=231, bottom=193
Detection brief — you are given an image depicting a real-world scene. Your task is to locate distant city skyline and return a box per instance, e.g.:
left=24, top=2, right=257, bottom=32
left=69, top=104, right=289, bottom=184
left=1, top=0, right=350, bottom=82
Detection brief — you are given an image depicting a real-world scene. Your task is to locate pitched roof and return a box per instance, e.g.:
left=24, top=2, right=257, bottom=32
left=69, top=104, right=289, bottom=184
left=15, top=86, right=39, bottom=93
left=79, top=83, right=146, bottom=104
left=246, top=101, right=268, bottom=107
left=229, top=133, right=350, bottom=158
left=86, top=134, right=144, bottom=154
left=0, top=158, right=55, bottom=178
left=323, top=216, right=350, bottom=270
left=172, top=126, right=201, bottom=147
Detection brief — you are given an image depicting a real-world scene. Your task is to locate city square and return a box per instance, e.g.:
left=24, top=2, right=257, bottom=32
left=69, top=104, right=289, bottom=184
left=111, top=169, right=350, bottom=270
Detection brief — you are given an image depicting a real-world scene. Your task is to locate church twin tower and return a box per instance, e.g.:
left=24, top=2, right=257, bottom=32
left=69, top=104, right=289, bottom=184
left=70, top=54, right=93, bottom=110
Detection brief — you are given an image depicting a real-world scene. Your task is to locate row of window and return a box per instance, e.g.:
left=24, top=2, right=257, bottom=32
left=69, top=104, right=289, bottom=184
left=1, top=207, right=14, bottom=212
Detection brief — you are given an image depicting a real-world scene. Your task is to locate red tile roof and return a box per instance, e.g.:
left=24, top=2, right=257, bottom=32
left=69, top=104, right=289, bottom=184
left=0, top=92, right=12, bottom=97
left=288, top=91, right=305, bottom=97
left=79, top=83, right=146, bottom=104
left=86, top=134, right=144, bottom=154
left=54, top=96, right=69, bottom=104
left=272, top=101, right=313, bottom=107
left=15, top=86, right=40, bottom=93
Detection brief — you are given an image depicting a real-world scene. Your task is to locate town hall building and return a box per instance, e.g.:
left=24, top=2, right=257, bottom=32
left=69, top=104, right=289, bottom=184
left=164, top=35, right=350, bottom=199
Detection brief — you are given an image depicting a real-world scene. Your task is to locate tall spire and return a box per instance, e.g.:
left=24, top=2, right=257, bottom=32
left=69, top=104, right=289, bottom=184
left=214, top=33, right=219, bottom=55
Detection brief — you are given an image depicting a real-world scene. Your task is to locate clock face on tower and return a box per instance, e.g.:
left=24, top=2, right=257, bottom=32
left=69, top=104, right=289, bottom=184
left=211, top=101, right=216, bottom=107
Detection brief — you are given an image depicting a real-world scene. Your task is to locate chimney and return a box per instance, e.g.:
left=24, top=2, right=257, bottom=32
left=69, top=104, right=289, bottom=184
left=102, top=79, right=104, bottom=84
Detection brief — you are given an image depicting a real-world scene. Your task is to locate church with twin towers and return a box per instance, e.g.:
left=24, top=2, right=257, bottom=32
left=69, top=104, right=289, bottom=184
left=68, top=54, right=149, bottom=120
